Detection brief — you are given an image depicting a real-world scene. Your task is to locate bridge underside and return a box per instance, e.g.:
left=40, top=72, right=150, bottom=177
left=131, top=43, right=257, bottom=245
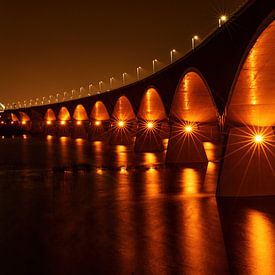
left=219, top=20, right=275, bottom=197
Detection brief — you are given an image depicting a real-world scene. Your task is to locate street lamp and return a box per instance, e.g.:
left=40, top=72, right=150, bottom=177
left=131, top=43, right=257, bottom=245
left=110, top=77, right=115, bottom=89
left=80, top=87, right=85, bottom=98
left=192, top=35, right=199, bottom=50
left=99, top=81, right=103, bottom=92
left=89, top=84, right=94, bottom=94
left=170, top=49, right=176, bottom=64
left=219, top=15, right=227, bottom=27
left=137, top=66, right=142, bottom=80
left=56, top=94, right=60, bottom=102
left=152, top=59, right=158, bottom=73
left=71, top=90, right=76, bottom=99
left=122, top=73, right=127, bottom=85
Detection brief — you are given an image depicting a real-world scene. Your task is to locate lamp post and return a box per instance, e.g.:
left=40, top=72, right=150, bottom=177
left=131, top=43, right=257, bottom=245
left=122, top=73, right=127, bottom=85
left=137, top=66, right=142, bottom=80
left=191, top=35, right=199, bottom=50
left=89, top=84, right=94, bottom=94
left=170, top=49, right=176, bottom=64
left=110, top=77, right=115, bottom=89
left=71, top=90, right=76, bottom=99
left=152, top=59, right=158, bottom=73
left=99, top=81, right=103, bottom=92
left=219, top=15, right=227, bottom=27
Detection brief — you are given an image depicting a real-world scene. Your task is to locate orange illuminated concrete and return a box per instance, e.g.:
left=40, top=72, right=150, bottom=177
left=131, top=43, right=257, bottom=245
left=110, top=96, right=137, bottom=145
left=112, top=96, right=136, bottom=121
left=88, top=101, right=110, bottom=142
left=90, top=101, right=110, bottom=121
left=170, top=72, right=217, bottom=123
left=228, top=20, right=275, bottom=127
left=72, top=105, right=88, bottom=139
left=58, top=107, right=71, bottom=121
left=73, top=104, right=88, bottom=121
left=44, top=108, right=56, bottom=121
left=135, top=88, right=166, bottom=152
left=138, top=88, right=166, bottom=121
left=218, top=127, right=275, bottom=196
left=11, top=113, right=19, bottom=122
left=19, top=111, right=30, bottom=122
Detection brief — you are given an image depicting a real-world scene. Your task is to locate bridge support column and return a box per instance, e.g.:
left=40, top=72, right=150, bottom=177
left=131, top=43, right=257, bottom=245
left=88, top=121, right=109, bottom=141
left=134, top=120, right=164, bottom=152
left=218, top=127, right=275, bottom=197
left=71, top=122, right=88, bottom=139
left=109, top=120, right=136, bottom=145
left=44, top=122, right=56, bottom=136
left=57, top=122, right=71, bottom=137
left=166, top=122, right=208, bottom=165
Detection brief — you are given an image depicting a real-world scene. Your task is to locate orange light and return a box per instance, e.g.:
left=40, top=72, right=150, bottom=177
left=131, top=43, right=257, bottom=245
left=76, top=121, right=82, bottom=126
left=184, top=125, right=193, bottom=133
left=22, top=121, right=26, bottom=125
left=11, top=121, right=14, bottom=124
left=1, top=121, right=4, bottom=124
left=146, top=121, right=155, bottom=129
left=46, top=120, right=52, bottom=125
left=118, top=120, right=125, bottom=128
left=254, top=134, right=264, bottom=144
left=60, top=121, right=66, bottom=125
left=94, top=120, right=101, bottom=126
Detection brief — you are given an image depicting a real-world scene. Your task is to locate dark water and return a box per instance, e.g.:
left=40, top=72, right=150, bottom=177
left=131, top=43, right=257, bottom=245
left=0, top=136, right=275, bottom=275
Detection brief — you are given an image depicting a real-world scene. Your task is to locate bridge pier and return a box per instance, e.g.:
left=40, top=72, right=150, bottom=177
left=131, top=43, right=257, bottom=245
left=71, top=121, right=88, bottom=139
left=134, top=120, right=164, bottom=152
left=44, top=121, right=56, bottom=136
left=166, top=121, right=208, bottom=165
left=109, top=119, right=136, bottom=145
left=88, top=120, right=109, bottom=141
left=57, top=121, right=71, bottom=137
left=218, top=126, right=275, bottom=197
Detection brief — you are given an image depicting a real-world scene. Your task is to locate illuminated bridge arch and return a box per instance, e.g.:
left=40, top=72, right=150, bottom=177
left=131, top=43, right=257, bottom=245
left=11, top=113, right=19, bottom=122
left=90, top=101, right=110, bottom=121
left=227, top=20, right=275, bottom=127
left=167, top=70, right=219, bottom=164
left=73, top=104, right=89, bottom=121
left=138, top=87, right=167, bottom=121
left=170, top=70, right=218, bottom=123
left=44, top=108, right=56, bottom=121
left=112, top=96, right=136, bottom=121
left=88, top=101, right=110, bottom=141
left=135, top=88, right=167, bottom=152
left=58, top=106, right=71, bottom=121
left=19, top=111, right=30, bottom=122
left=219, top=19, right=275, bottom=197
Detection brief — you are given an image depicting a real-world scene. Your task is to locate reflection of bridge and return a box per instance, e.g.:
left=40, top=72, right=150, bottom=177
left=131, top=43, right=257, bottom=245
left=1, top=0, right=275, bottom=197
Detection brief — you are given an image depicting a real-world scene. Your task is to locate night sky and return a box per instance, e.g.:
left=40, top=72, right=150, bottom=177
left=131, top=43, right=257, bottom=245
left=1, top=0, right=244, bottom=105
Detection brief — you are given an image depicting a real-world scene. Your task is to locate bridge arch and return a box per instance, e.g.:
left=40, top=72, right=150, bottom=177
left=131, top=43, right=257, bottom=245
left=167, top=69, right=218, bottom=164
left=227, top=19, right=275, bottom=127
left=90, top=101, right=110, bottom=121
left=219, top=19, right=275, bottom=197
left=135, top=87, right=167, bottom=152
left=58, top=106, right=71, bottom=121
left=19, top=111, right=30, bottom=122
left=73, top=104, right=89, bottom=121
left=112, top=96, right=136, bottom=121
left=11, top=113, right=19, bottom=122
left=137, top=87, right=167, bottom=121
left=170, top=69, right=218, bottom=123
left=44, top=108, right=56, bottom=121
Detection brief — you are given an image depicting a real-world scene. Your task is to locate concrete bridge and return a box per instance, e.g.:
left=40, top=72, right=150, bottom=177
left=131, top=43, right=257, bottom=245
left=1, top=0, right=275, bottom=197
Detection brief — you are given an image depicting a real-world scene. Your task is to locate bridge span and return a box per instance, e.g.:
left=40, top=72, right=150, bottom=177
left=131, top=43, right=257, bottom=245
left=1, top=0, right=275, bottom=197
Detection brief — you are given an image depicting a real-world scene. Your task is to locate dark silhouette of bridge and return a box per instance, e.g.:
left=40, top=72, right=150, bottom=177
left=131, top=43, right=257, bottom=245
left=1, top=0, right=275, bottom=197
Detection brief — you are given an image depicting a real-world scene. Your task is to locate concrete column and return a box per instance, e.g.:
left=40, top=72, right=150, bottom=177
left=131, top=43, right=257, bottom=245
left=218, top=126, right=275, bottom=197
left=166, top=122, right=208, bottom=165
left=134, top=120, right=164, bottom=152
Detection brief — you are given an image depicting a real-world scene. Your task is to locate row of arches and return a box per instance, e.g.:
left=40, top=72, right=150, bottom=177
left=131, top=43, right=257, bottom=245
left=12, top=72, right=219, bottom=126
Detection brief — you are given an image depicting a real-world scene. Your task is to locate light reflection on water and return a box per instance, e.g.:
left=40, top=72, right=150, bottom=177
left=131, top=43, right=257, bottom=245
left=0, top=137, right=274, bottom=274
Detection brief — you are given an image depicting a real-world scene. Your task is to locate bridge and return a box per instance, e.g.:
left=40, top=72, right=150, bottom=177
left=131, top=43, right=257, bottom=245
left=1, top=0, right=274, bottom=197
